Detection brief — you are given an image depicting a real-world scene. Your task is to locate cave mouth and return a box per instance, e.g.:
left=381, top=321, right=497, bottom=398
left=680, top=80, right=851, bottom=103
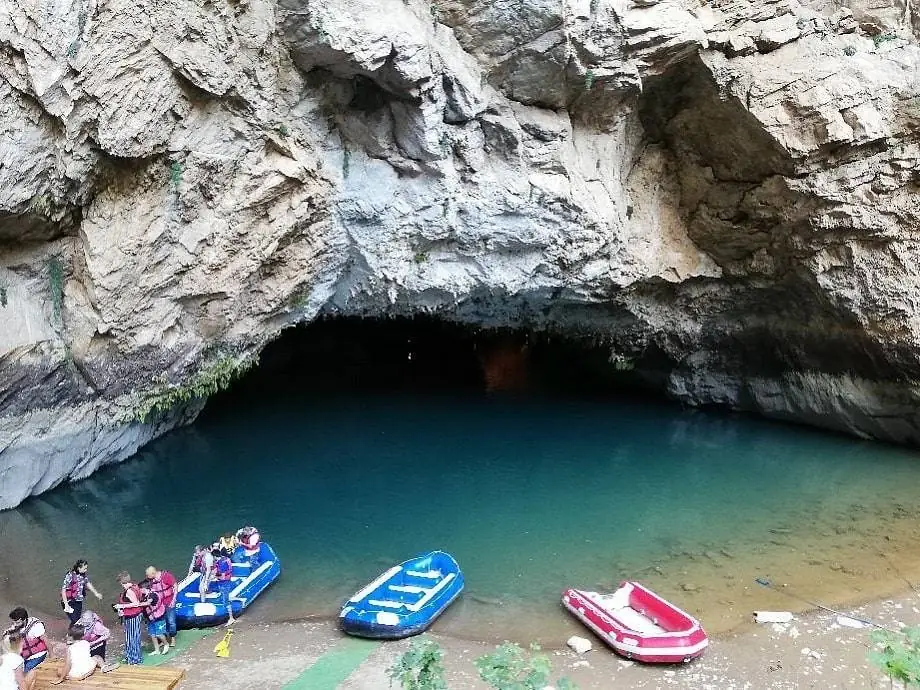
left=202, top=316, right=650, bottom=418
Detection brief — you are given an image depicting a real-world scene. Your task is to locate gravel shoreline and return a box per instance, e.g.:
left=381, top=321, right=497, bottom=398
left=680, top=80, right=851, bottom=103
left=157, top=590, right=919, bottom=689
left=4, top=581, right=915, bottom=687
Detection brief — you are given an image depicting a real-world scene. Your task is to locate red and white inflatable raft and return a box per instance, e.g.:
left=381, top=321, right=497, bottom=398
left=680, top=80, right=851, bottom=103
left=562, top=581, right=708, bottom=663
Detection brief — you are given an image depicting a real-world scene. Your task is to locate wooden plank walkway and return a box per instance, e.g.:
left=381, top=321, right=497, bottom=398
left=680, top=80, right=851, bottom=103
left=33, top=661, right=185, bottom=689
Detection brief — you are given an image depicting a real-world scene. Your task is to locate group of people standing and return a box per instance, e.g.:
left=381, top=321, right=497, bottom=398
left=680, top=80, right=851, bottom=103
left=0, top=526, right=259, bottom=688
left=0, top=559, right=177, bottom=688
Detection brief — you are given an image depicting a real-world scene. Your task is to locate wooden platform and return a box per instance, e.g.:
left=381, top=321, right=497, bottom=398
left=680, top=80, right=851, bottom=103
left=33, top=660, right=185, bottom=689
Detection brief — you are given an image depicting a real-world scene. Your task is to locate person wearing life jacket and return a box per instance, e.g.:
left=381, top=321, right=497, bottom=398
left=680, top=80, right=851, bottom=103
left=112, top=572, right=148, bottom=665
left=188, top=545, right=215, bottom=604
left=51, top=624, right=119, bottom=683
left=146, top=565, right=178, bottom=648
left=213, top=548, right=236, bottom=627
left=217, top=533, right=238, bottom=557
left=78, top=610, right=110, bottom=661
left=139, top=580, right=168, bottom=656
left=237, top=526, right=262, bottom=567
left=60, top=559, right=102, bottom=626
left=4, top=607, right=46, bottom=690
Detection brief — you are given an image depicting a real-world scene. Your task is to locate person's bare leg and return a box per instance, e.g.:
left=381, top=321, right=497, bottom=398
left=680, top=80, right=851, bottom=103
left=94, top=655, right=119, bottom=673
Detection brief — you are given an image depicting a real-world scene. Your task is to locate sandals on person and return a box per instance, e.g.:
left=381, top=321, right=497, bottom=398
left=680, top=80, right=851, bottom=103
left=101, top=662, right=120, bottom=673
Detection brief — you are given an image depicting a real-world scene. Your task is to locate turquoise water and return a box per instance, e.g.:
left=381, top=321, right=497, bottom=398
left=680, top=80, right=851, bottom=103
left=4, top=391, right=920, bottom=643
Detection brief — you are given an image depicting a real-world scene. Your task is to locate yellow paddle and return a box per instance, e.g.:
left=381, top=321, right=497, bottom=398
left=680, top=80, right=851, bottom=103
left=214, top=628, right=233, bottom=658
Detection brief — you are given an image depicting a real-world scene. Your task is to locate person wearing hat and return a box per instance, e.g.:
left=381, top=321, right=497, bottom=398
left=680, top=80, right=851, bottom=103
left=78, top=610, right=110, bottom=660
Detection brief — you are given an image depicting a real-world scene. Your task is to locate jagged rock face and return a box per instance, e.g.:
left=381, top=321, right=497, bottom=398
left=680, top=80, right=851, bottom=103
left=1, top=0, right=920, bottom=508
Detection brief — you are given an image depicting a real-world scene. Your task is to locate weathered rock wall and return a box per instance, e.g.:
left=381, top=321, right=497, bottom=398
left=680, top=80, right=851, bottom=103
left=2, top=0, right=920, bottom=508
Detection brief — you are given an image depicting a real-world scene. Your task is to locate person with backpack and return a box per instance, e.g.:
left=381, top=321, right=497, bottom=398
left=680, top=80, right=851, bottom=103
left=139, top=579, right=168, bottom=655
left=213, top=548, right=236, bottom=627
left=188, top=545, right=215, bottom=603
left=60, top=560, right=102, bottom=626
left=78, top=610, right=110, bottom=661
left=112, top=572, right=147, bottom=665
left=145, top=565, right=177, bottom=648
left=4, top=607, right=47, bottom=689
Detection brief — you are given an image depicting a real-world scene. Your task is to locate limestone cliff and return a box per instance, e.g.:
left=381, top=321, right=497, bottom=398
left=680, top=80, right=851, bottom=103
left=2, top=0, right=919, bottom=508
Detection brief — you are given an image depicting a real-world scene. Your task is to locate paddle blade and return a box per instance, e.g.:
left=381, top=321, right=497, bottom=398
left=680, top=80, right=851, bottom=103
left=214, top=630, right=232, bottom=658
left=755, top=577, right=771, bottom=586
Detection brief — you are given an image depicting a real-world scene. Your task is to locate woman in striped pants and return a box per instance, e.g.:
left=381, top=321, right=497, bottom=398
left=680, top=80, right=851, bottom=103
left=113, top=572, right=147, bottom=664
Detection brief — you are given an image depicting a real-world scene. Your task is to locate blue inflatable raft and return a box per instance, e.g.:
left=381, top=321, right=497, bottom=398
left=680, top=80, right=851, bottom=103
left=340, top=550, right=464, bottom=639
left=174, top=541, right=281, bottom=628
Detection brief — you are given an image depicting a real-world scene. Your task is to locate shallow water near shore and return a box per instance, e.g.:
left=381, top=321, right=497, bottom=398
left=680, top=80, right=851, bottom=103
left=4, top=391, right=920, bottom=644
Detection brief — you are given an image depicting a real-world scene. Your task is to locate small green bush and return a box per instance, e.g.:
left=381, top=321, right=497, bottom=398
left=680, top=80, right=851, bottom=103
left=169, top=161, right=183, bottom=187
left=387, top=638, right=447, bottom=690
left=277, top=123, right=290, bottom=137
left=873, top=33, right=898, bottom=47
left=869, top=626, right=920, bottom=686
left=584, top=70, right=595, bottom=91
left=476, top=642, right=577, bottom=690
left=843, top=45, right=857, bottom=56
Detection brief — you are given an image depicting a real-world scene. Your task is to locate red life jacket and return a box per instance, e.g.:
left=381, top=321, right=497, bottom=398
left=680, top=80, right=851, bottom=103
left=145, top=590, right=166, bottom=621
left=64, top=573, right=83, bottom=600
left=160, top=571, right=177, bottom=606
left=215, top=557, right=233, bottom=582
left=81, top=613, right=106, bottom=643
left=19, top=619, right=47, bottom=660
left=119, top=585, right=144, bottom=618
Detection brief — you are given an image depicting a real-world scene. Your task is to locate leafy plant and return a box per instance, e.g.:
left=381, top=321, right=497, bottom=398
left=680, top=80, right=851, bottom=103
left=584, top=70, right=595, bottom=91
left=29, top=194, right=53, bottom=218
left=132, top=354, right=256, bottom=423
left=873, top=33, right=898, bottom=47
left=276, top=123, right=290, bottom=137
left=387, top=638, right=447, bottom=690
left=169, top=161, right=183, bottom=187
left=0, top=285, right=7, bottom=308
left=47, top=256, right=65, bottom=323
left=476, top=642, right=577, bottom=690
left=869, top=626, right=920, bottom=687
left=843, top=45, right=856, bottom=56
left=414, top=251, right=430, bottom=264
left=610, top=354, right=634, bottom=372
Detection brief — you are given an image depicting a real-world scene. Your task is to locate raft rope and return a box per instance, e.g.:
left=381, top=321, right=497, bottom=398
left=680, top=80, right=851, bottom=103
left=753, top=577, right=894, bottom=631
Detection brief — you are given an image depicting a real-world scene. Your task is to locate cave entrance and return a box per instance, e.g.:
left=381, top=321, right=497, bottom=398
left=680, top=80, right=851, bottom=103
left=202, top=316, right=640, bottom=417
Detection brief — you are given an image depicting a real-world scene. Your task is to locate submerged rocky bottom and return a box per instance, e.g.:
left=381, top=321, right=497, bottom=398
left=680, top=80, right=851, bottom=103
left=3, top=391, right=920, bottom=644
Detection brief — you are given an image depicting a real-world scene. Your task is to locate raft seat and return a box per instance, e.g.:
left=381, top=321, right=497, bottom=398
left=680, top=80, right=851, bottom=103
left=406, top=570, right=441, bottom=579
left=34, top=661, right=184, bottom=689
left=368, top=599, right=407, bottom=609
left=388, top=584, right=426, bottom=594
left=405, top=572, right=455, bottom=612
